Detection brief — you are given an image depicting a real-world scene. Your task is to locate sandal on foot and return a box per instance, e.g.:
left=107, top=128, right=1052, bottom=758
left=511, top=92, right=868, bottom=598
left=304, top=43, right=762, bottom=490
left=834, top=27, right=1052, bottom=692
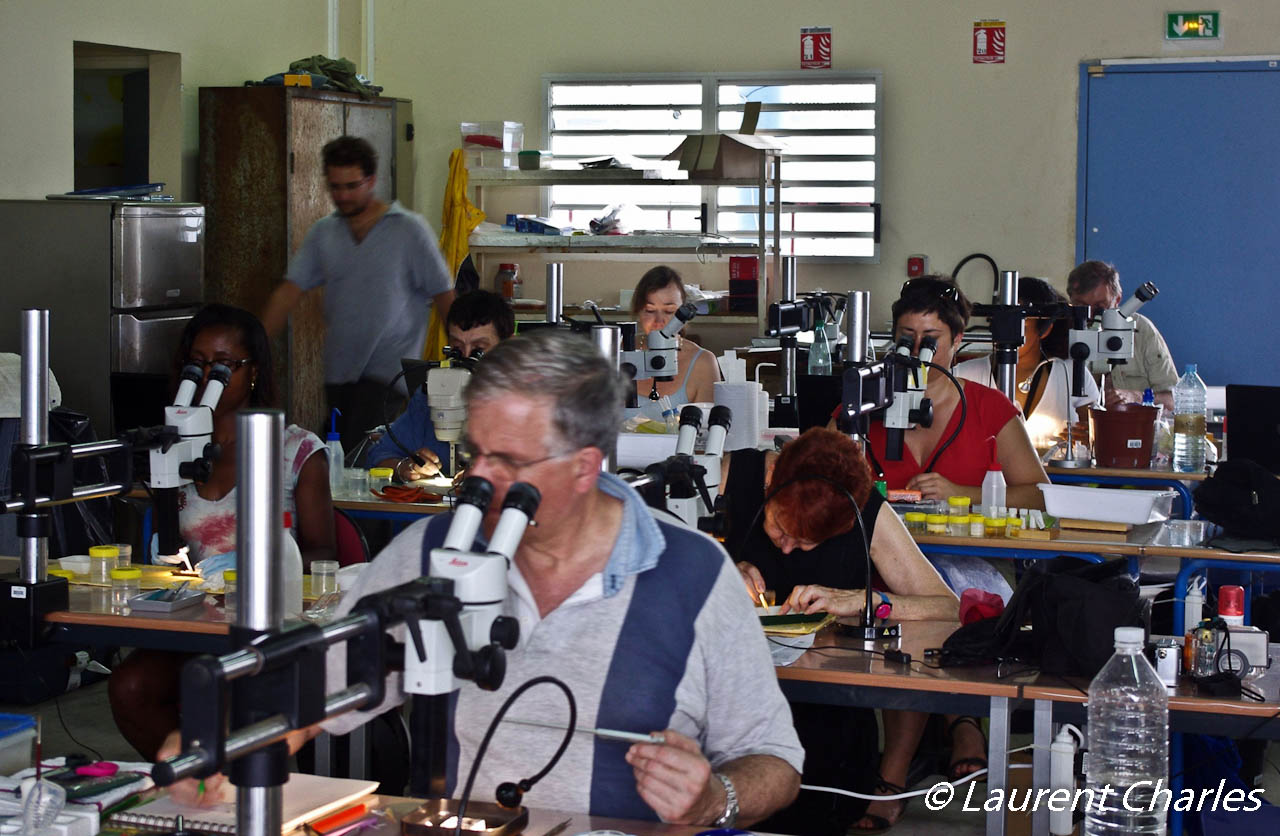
left=946, top=715, right=989, bottom=783
left=849, top=776, right=908, bottom=834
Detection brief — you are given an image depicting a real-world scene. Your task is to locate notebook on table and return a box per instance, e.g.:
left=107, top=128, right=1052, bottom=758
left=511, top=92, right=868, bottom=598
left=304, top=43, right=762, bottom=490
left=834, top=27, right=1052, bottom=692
left=108, top=772, right=378, bottom=834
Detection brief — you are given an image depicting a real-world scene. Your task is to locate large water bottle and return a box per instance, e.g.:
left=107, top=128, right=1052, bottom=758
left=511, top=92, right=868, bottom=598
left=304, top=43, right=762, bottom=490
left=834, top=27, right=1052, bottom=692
left=1172, top=364, right=1207, bottom=472
left=807, top=322, right=833, bottom=375
left=1083, top=626, right=1168, bottom=836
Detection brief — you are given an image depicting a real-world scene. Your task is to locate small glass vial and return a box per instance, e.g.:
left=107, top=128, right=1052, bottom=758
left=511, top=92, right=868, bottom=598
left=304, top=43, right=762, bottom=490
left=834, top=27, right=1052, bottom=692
left=224, top=569, right=238, bottom=621
left=970, top=515, right=986, bottom=538
left=368, top=466, right=394, bottom=493
left=903, top=512, right=926, bottom=534
left=926, top=514, right=949, bottom=535
left=984, top=515, right=1006, bottom=538
left=110, top=566, right=141, bottom=614
left=949, top=514, right=969, bottom=537
left=1005, top=510, right=1022, bottom=538
left=112, top=543, right=133, bottom=569
left=88, top=545, right=118, bottom=584
left=947, top=495, right=971, bottom=518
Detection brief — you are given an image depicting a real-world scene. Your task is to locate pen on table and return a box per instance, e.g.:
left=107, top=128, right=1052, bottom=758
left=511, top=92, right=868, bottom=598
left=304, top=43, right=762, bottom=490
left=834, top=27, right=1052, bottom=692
left=503, top=718, right=665, bottom=744
left=542, top=817, right=573, bottom=836
left=308, top=801, right=370, bottom=834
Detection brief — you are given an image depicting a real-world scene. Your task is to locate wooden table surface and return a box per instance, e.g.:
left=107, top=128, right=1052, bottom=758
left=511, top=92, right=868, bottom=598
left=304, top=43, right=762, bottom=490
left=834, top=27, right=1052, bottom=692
left=1045, top=463, right=1208, bottom=481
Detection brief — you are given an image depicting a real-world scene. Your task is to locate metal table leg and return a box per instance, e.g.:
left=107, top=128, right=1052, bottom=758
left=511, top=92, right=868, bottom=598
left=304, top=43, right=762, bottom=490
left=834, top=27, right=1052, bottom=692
left=1031, top=699, right=1054, bottom=836
left=986, top=695, right=1011, bottom=836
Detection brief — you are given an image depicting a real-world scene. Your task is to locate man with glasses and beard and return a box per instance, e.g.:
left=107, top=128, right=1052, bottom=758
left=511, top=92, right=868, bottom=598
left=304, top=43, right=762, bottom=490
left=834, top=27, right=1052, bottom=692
left=308, top=329, right=804, bottom=828
left=262, top=135, right=455, bottom=450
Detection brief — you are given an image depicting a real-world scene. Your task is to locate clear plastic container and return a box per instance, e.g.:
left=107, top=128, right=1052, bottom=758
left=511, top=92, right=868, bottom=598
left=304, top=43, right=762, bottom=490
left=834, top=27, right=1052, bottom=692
left=344, top=467, right=369, bottom=498
left=460, top=121, right=523, bottom=169
left=1005, top=512, right=1022, bottom=538
left=224, top=569, right=237, bottom=621
left=88, top=546, right=117, bottom=584
left=984, top=516, right=1006, bottom=538
left=112, top=543, right=133, bottom=568
left=946, top=496, right=971, bottom=517
left=369, top=467, right=394, bottom=493
left=496, top=263, right=522, bottom=300
left=311, top=560, right=339, bottom=596
left=110, top=567, right=141, bottom=613
left=970, top=515, right=986, bottom=538
left=925, top=514, right=949, bottom=535
left=903, top=512, right=926, bottom=534
left=949, top=514, right=969, bottom=537
left=1172, top=363, right=1207, bottom=473
left=1084, top=626, right=1168, bottom=836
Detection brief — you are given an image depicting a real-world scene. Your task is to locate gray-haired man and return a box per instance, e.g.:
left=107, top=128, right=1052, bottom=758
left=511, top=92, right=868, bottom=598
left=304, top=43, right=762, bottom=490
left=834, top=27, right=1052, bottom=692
left=318, top=329, right=802, bottom=826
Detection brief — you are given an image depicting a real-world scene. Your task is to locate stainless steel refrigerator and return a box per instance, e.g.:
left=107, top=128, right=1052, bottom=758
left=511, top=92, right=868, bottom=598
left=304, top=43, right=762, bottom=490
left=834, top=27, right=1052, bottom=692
left=0, top=199, right=204, bottom=435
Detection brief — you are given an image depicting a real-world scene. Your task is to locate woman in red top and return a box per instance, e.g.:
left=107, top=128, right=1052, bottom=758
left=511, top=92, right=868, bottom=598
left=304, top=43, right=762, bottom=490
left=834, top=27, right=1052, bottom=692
left=865, top=276, right=1049, bottom=509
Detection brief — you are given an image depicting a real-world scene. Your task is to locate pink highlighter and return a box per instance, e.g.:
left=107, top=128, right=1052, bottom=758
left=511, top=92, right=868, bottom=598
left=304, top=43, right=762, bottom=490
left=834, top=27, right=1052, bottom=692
left=74, top=762, right=119, bottom=777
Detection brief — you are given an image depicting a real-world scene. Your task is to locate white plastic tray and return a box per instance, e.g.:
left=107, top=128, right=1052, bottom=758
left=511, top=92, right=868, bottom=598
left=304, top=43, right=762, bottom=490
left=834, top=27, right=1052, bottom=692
left=1037, top=483, right=1176, bottom=525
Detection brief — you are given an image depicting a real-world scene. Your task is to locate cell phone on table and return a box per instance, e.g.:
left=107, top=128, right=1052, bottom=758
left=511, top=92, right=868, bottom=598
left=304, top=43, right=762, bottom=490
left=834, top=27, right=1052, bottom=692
left=44, top=771, right=139, bottom=800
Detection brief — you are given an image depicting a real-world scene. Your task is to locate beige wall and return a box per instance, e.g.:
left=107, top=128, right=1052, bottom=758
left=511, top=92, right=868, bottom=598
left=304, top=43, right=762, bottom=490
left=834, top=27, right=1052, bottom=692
left=370, top=0, right=1280, bottom=336
left=4, top=0, right=1277, bottom=339
left=0, top=0, right=333, bottom=201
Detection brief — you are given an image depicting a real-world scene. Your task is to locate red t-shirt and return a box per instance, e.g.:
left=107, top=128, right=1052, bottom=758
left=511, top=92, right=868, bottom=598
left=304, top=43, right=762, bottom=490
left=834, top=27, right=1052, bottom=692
left=867, top=380, right=1020, bottom=490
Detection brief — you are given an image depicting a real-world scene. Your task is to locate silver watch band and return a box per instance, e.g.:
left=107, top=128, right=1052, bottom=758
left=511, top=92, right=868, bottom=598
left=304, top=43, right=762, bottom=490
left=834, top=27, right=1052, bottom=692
left=711, top=771, right=738, bottom=828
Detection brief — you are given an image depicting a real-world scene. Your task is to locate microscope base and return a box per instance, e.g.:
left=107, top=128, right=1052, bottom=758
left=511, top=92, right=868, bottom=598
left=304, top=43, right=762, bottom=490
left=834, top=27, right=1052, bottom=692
left=0, top=574, right=68, bottom=649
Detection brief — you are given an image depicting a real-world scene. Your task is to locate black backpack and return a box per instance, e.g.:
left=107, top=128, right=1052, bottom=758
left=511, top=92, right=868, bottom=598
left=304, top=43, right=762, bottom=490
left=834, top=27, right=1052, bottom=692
left=1193, top=458, right=1280, bottom=542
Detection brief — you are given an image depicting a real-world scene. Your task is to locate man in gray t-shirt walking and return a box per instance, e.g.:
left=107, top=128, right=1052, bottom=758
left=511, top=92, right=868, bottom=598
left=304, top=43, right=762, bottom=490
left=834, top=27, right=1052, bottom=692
left=262, top=135, right=454, bottom=449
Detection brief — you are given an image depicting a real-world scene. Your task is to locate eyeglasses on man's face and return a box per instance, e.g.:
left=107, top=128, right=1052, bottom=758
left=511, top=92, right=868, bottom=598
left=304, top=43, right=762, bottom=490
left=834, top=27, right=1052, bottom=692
left=458, top=437, right=576, bottom=479
left=327, top=176, right=371, bottom=194
left=900, top=278, right=961, bottom=302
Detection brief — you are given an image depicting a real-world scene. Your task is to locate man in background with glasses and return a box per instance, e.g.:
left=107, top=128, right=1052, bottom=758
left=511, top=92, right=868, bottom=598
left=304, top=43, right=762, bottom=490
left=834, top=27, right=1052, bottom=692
left=262, top=134, right=455, bottom=450
left=317, top=329, right=803, bottom=828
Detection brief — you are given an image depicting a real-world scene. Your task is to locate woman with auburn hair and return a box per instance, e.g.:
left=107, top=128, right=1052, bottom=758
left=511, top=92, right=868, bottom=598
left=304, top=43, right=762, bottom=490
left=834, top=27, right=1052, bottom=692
left=722, top=428, right=957, bottom=835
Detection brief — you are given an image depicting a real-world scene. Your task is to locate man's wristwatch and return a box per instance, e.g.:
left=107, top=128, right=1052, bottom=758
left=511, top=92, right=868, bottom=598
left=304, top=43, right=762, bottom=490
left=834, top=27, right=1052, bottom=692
left=711, top=771, right=738, bottom=828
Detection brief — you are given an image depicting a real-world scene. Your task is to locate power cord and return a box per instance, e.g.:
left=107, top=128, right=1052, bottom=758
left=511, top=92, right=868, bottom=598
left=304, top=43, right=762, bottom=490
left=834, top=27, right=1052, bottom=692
left=14, top=643, right=104, bottom=762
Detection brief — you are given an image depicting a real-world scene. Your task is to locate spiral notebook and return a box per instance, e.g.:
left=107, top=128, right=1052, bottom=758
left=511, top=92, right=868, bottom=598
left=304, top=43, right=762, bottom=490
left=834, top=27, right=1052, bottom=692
left=108, top=772, right=378, bottom=833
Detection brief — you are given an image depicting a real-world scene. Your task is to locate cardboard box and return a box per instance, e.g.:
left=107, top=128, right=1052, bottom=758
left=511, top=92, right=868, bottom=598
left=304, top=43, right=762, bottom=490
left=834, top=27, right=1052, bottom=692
left=664, top=133, right=780, bottom=180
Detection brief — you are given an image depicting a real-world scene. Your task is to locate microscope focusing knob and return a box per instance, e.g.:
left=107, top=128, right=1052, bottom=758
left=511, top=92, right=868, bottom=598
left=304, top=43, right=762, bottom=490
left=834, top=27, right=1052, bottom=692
left=467, top=645, right=507, bottom=691
left=490, top=616, right=520, bottom=650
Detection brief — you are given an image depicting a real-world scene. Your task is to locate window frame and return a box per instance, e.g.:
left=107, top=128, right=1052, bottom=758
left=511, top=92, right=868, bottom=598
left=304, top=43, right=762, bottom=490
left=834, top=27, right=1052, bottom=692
left=542, top=69, right=882, bottom=263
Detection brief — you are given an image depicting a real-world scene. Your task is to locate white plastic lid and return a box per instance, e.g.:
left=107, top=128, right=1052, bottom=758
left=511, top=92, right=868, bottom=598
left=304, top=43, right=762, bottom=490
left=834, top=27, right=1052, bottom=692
left=1114, top=626, right=1144, bottom=647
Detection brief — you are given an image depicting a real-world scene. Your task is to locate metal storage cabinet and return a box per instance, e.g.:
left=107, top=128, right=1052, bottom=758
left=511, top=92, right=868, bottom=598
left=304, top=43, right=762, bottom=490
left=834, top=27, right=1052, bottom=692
left=198, top=86, right=414, bottom=434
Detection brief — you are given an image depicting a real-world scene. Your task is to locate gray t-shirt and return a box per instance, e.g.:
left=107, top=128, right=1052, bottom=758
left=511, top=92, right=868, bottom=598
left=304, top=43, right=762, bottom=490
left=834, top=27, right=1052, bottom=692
left=323, top=472, right=803, bottom=819
left=286, top=202, right=452, bottom=386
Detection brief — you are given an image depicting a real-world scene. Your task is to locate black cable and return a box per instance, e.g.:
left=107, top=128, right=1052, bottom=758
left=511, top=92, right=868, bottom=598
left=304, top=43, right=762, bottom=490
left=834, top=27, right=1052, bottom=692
left=453, top=675, right=576, bottom=836
left=379, top=366, right=427, bottom=468
left=950, top=253, right=1000, bottom=300
left=919, top=360, right=967, bottom=475
left=14, top=643, right=104, bottom=762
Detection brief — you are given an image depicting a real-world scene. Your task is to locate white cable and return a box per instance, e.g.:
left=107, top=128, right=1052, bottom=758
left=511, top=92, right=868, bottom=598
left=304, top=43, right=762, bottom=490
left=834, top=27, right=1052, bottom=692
left=799, top=766, right=1039, bottom=801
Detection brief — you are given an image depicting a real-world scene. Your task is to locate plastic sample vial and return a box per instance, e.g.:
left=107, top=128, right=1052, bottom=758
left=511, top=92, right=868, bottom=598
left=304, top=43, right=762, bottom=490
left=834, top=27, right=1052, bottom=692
left=903, top=512, right=927, bottom=534
left=88, top=545, right=118, bottom=584
left=224, top=569, right=237, bottom=621
left=110, top=567, right=141, bottom=613
left=984, top=515, right=1006, bottom=538
left=1005, top=511, right=1023, bottom=538
left=112, top=543, right=133, bottom=568
left=970, top=515, right=986, bottom=538
left=947, top=495, right=971, bottom=518
left=368, top=467, right=394, bottom=493
left=47, top=569, right=75, bottom=582
left=949, top=514, right=969, bottom=537
left=925, top=514, right=949, bottom=535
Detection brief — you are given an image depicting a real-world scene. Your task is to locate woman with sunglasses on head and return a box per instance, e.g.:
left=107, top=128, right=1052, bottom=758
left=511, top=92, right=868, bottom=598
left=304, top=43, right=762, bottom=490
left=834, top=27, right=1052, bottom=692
left=952, top=276, right=1100, bottom=448
left=723, top=428, right=957, bottom=835
left=851, top=275, right=1050, bottom=510
left=107, top=304, right=336, bottom=761
left=626, top=266, right=722, bottom=420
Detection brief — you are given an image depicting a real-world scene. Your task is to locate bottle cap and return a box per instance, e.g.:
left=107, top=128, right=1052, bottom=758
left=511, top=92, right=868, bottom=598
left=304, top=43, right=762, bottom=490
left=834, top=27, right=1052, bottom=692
left=947, top=496, right=970, bottom=507
left=1114, top=626, right=1145, bottom=646
left=328, top=407, right=342, bottom=442
left=926, top=514, right=949, bottom=524
left=89, top=545, right=119, bottom=558
left=369, top=467, right=395, bottom=478
left=1218, top=585, right=1245, bottom=617
left=110, top=567, right=142, bottom=580
left=951, top=515, right=969, bottom=525
left=225, top=570, right=237, bottom=583
left=283, top=510, right=293, bottom=529
left=904, top=512, right=926, bottom=522
left=987, top=436, right=1002, bottom=471
left=48, top=569, right=75, bottom=580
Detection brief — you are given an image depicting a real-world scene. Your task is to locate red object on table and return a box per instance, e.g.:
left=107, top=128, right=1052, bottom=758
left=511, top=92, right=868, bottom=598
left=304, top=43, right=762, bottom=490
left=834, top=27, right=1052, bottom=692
left=959, top=588, right=1005, bottom=625
left=310, top=802, right=369, bottom=834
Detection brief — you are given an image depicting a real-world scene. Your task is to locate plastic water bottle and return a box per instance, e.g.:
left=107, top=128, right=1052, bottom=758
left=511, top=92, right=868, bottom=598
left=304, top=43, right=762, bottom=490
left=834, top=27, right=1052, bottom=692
left=280, top=511, right=304, bottom=617
left=1083, top=626, right=1168, bottom=836
left=1172, top=364, right=1207, bottom=472
left=808, top=322, right=833, bottom=375
left=326, top=408, right=345, bottom=496
left=981, top=437, right=1005, bottom=517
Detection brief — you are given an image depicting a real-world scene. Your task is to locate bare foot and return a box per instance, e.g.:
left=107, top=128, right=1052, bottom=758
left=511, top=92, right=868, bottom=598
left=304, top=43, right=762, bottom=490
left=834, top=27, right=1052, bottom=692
left=850, top=779, right=906, bottom=831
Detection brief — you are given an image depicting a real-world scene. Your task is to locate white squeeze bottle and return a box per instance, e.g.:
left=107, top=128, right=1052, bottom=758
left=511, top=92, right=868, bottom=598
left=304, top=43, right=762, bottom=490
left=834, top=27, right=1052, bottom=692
left=326, top=408, right=345, bottom=496
left=280, top=511, right=304, bottom=617
left=981, top=437, right=1006, bottom=517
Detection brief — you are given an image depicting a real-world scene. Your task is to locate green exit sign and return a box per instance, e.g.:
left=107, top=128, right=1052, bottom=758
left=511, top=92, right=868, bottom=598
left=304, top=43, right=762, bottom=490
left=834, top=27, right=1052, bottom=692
left=1166, top=11, right=1220, bottom=39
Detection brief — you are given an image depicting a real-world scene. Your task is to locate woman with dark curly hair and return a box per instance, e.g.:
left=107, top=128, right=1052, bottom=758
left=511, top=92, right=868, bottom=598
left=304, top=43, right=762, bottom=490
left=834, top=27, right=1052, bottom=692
left=722, top=428, right=956, bottom=834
